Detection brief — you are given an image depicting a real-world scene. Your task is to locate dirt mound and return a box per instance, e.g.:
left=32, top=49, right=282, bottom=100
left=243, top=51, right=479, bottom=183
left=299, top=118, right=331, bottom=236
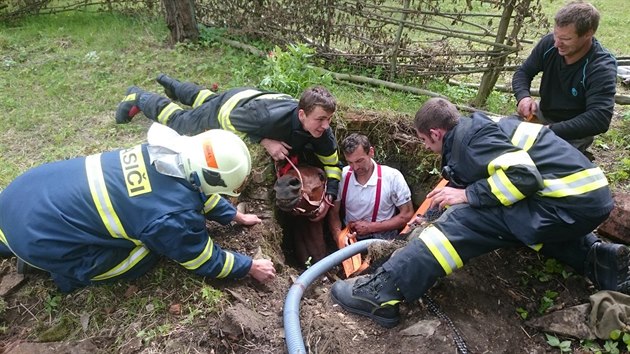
left=0, top=110, right=622, bottom=354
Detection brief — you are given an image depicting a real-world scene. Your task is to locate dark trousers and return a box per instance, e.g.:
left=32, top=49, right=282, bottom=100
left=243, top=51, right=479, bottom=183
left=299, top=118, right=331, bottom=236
left=383, top=199, right=608, bottom=302
left=138, top=82, right=226, bottom=136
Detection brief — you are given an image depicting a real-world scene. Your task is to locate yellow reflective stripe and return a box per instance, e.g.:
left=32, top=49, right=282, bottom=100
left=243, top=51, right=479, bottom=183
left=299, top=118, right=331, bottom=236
left=487, top=169, right=526, bottom=206
left=122, top=92, right=138, bottom=102
left=0, top=230, right=36, bottom=270
left=486, top=151, right=532, bottom=205
left=85, top=155, right=140, bottom=245
left=316, top=151, right=339, bottom=165
left=216, top=251, right=235, bottom=278
left=217, top=89, right=262, bottom=136
left=487, top=150, right=535, bottom=175
left=529, top=243, right=543, bottom=252
left=0, top=228, right=7, bottom=247
left=539, top=167, right=609, bottom=198
left=510, top=122, right=542, bottom=151
left=192, top=89, right=216, bottom=108
left=381, top=299, right=401, bottom=306
left=418, top=226, right=463, bottom=275
left=180, top=237, right=214, bottom=270
left=324, top=166, right=342, bottom=180
left=203, top=194, right=221, bottom=214
left=157, top=102, right=183, bottom=125
left=91, top=245, right=150, bottom=281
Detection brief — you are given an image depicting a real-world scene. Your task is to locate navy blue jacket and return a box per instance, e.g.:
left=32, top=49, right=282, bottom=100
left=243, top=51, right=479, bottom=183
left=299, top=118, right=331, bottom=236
left=512, top=34, right=617, bottom=140
left=443, top=113, right=613, bottom=220
left=0, top=144, right=251, bottom=292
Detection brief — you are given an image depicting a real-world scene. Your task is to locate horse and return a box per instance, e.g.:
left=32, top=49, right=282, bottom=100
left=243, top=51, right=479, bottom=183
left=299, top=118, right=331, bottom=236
left=273, top=157, right=329, bottom=266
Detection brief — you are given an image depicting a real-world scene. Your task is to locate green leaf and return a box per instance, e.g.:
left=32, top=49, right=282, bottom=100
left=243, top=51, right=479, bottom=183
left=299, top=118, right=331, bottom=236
left=516, top=307, right=528, bottom=320
left=610, top=329, right=622, bottom=340
left=559, top=340, right=571, bottom=352
left=546, top=333, right=560, bottom=346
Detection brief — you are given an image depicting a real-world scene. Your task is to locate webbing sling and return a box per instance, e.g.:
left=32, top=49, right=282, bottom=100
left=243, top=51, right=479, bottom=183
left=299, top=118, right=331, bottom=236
left=340, top=164, right=382, bottom=222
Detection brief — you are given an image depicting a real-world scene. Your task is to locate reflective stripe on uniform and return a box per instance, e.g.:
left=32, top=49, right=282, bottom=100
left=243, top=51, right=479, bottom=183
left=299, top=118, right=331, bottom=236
left=316, top=151, right=341, bottom=180
left=486, top=150, right=533, bottom=205
left=324, top=166, right=342, bottom=181
left=418, top=225, right=463, bottom=275
left=0, top=228, right=8, bottom=247
left=216, top=251, right=235, bottom=278
left=529, top=243, right=543, bottom=251
left=254, top=93, right=293, bottom=101
left=538, top=167, right=609, bottom=198
left=157, top=102, right=184, bottom=125
left=316, top=150, right=339, bottom=165
left=91, top=245, right=150, bottom=281
left=85, top=154, right=141, bottom=245
left=217, top=89, right=262, bottom=137
left=192, top=89, right=216, bottom=108
left=203, top=194, right=221, bottom=214
left=122, top=92, right=138, bottom=103
left=180, top=237, right=214, bottom=270
left=510, top=122, right=543, bottom=151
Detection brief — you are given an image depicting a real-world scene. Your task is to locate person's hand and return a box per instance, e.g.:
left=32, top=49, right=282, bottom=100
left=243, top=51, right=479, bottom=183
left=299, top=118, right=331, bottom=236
left=335, top=229, right=357, bottom=247
left=427, top=186, right=468, bottom=209
left=407, top=214, right=424, bottom=228
left=348, top=220, right=371, bottom=236
left=248, top=258, right=276, bottom=283
left=308, top=195, right=332, bottom=222
left=233, top=211, right=262, bottom=226
left=260, top=138, right=292, bottom=161
left=516, top=97, right=538, bottom=119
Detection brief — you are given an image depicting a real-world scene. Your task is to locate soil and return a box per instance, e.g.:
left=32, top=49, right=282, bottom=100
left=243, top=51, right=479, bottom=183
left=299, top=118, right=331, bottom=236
left=1, top=107, right=629, bottom=354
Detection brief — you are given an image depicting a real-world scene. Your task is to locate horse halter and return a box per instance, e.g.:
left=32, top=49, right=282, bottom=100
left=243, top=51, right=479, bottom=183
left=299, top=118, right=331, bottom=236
left=276, top=155, right=332, bottom=217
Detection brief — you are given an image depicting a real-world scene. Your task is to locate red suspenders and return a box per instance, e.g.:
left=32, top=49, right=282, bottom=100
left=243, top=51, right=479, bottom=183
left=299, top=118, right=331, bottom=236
left=340, top=164, right=382, bottom=222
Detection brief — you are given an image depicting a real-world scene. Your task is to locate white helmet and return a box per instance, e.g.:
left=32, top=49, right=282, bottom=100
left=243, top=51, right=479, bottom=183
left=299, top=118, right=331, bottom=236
left=179, top=129, right=251, bottom=196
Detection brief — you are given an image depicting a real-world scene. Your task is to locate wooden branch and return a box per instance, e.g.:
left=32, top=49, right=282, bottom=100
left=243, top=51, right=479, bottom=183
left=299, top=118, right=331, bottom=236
left=212, top=36, right=499, bottom=115
left=334, top=7, right=519, bottom=52
left=449, top=79, right=630, bottom=105
left=214, top=37, right=267, bottom=57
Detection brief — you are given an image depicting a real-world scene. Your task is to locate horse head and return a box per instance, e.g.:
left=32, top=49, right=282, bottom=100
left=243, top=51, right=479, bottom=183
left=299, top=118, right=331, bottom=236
left=273, top=164, right=327, bottom=217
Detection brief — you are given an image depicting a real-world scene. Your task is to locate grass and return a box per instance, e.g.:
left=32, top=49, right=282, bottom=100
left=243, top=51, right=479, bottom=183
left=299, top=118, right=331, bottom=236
left=541, top=0, right=630, bottom=56
left=0, top=4, right=630, bottom=349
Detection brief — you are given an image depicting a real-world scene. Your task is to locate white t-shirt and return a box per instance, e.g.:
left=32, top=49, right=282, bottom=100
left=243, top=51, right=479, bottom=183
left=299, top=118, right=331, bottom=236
left=337, top=159, right=412, bottom=224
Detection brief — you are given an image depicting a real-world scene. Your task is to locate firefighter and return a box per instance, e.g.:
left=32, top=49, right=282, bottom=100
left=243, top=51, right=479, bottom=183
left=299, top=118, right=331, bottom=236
left=330, top=97, right=630, bottom=328
left=115, top=75, right=342, bottom=218
left=0, top=124, right=276, bottom=292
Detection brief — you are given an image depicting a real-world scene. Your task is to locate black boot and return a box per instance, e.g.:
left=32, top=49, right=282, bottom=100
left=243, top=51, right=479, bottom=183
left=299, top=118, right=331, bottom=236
left=585, top=242, right=630, bottom=294
left=156, top=73, right=180, bottom=101
left=330, top=268, right=402, bottom=328
left=115, top=86, right=145, bottom=124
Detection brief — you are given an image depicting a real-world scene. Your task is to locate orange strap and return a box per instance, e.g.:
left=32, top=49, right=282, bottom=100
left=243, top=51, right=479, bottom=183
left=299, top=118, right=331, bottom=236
left=336, top=227, right=363, bottom=278
left=401, top=178, right=449, bottom=234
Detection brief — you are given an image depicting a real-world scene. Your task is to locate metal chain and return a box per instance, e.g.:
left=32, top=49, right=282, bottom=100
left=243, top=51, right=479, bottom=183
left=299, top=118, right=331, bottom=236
left=422, top=295, right=469, bottom=354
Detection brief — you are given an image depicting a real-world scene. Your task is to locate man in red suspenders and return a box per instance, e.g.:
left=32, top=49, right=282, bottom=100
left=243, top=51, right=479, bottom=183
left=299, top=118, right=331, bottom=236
left=328, top=133, right=414, bottom=242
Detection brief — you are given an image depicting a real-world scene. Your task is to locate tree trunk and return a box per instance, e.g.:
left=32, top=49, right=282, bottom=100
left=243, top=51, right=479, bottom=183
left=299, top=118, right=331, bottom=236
left=472, top=0, right=530, bottom=108
left=162, top=0, right=199, bottom=44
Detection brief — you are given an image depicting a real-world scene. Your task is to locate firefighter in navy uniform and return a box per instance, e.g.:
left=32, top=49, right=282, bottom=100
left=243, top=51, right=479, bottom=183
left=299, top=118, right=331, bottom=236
left=0, top=124, right=276, bottom=292
left=115, top=75, right=342, bottom=215
left=330, top=98, right=630, bottom=328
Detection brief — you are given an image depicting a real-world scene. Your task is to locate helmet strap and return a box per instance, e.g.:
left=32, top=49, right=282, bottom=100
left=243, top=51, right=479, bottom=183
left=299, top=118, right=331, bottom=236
left=189, top=171, right=208, bottom=201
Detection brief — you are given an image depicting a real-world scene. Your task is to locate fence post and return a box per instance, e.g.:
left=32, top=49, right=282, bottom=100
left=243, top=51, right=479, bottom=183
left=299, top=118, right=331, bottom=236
left=389, top=0, right=410, bottom=81
left=473, top=0, right=529, bottom=107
